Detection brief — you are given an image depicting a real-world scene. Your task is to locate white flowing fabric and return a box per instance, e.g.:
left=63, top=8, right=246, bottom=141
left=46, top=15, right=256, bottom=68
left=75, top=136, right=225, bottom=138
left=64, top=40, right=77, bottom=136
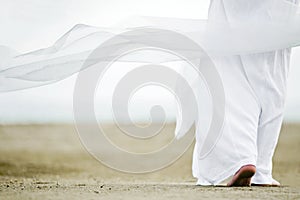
left=0, top=0, right=300, bottom=185
left=192, top=0, right=299, bottom=185
left=1, top=0, right=300, bottom=92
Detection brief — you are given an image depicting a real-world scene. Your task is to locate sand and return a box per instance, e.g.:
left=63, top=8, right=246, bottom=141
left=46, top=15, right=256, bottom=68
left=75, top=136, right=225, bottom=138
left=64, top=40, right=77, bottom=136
left=0, top=123, right=299, bottom=200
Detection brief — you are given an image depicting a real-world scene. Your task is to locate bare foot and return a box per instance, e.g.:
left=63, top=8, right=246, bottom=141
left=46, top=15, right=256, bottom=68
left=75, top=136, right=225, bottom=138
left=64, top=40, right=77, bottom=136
left=227, top=165, right=256, bottom=187
left=251, top=179, right=281, bottom=187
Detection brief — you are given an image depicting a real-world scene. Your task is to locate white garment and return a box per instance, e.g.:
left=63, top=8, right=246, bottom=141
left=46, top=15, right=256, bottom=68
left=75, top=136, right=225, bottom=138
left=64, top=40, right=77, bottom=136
left=192, top=0, right=299, bottom=185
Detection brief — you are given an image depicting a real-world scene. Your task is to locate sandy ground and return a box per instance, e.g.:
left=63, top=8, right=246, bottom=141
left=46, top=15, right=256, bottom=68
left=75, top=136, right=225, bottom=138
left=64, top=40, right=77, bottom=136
left=0, top=123, right=299, bottom=200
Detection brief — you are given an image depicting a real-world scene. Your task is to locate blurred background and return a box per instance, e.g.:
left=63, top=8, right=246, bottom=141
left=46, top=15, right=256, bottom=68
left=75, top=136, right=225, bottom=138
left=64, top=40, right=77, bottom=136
left=0, top=1, right=299, bottom=199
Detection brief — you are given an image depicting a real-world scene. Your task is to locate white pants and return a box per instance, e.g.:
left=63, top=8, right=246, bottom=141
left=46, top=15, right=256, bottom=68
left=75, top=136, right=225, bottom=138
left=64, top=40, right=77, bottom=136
left=192, top=0, right=297, bottom=185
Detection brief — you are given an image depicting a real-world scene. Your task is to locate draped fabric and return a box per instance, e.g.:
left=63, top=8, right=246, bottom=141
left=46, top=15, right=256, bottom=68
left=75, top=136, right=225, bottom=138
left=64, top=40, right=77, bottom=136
left=0, top=0, right=300, bottom=92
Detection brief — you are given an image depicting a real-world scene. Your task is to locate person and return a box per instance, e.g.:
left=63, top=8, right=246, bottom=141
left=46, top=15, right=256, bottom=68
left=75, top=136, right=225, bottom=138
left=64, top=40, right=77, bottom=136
left=192, top=0, right=299, bottom=186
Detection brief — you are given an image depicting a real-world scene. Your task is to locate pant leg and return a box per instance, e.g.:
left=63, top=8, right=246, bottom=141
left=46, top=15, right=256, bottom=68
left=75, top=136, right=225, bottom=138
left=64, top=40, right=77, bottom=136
left=251, top=0, right=299, bottom=185
left=252, top=115, right=284, bottom=184
left=192, top=56, right=260, bottom=185
left=241, top=48, right=291, bottom=184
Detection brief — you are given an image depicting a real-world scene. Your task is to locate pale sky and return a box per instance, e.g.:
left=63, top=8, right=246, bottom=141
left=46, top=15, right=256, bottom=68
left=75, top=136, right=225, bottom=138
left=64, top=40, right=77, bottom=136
left=0, top=0, right=300, bottom=123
